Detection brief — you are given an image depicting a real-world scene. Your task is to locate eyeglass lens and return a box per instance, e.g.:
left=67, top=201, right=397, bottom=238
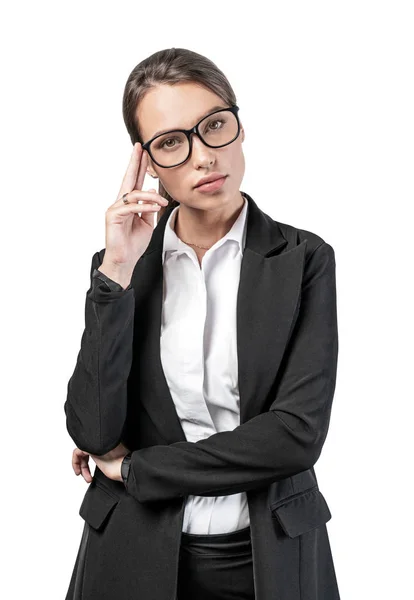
left=149, top=110, right=239, bottom=167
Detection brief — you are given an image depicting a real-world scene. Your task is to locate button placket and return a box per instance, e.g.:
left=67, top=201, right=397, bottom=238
left=199, top=260, right=216, bottom=435
left=180, top=257, right=216, bottom=437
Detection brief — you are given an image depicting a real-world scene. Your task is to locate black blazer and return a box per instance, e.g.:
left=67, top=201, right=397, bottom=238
left=64, top=191, right=340, bottom=600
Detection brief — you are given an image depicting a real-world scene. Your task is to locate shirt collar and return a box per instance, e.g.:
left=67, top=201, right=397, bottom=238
left=162, top=193, right=248, bottom=266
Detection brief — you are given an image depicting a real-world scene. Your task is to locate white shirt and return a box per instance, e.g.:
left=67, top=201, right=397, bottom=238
left=160, top=194, right=250, bottom=534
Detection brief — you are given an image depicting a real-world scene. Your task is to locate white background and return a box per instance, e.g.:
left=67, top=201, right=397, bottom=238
left=1, top=1, right=412, bottom=598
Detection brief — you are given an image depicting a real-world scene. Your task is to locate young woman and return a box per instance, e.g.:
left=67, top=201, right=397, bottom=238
left=64, top=48, right=340, bottom=600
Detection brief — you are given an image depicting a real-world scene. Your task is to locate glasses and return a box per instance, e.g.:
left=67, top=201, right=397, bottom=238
left=141, top=105, right=241, bottom=168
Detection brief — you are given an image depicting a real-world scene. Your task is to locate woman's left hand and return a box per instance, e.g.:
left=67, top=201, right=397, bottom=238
left=72, top=442, right=131, bottom=483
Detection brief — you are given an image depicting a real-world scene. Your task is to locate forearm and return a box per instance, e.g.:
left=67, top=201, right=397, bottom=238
left=64, top=251, right=135, bottom=455
left=125, top=410, right=323, bottom=503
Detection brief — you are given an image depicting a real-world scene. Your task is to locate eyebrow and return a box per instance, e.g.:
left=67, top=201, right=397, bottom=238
left=150, top=105, right=228, bottom=139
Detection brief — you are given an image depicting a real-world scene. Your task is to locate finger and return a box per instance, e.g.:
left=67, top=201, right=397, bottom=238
left=72, top=448, right=83, bottom=475
left=121, top=142, right=142, bottom=194
left=80, top=457, right=93, bottom=483
left=72, top=454, right=81, bottom=475
left=132, top=146, right=148, bottom=192
left=114, top=189, right=168, bottom=207
left=72, top=448, right=89, bottom=475
left=113, top=202, right=163, bottom=218
left=117, top=143, right=146, bottom=199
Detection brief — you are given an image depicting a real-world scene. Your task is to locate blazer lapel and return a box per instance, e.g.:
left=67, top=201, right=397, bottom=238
left=129, top=191, right=307, bottom=444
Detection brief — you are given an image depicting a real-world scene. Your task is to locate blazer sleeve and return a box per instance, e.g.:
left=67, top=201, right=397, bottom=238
left=125, top=241, right=339, bottom=504
left=64, top=251, right=135, bottom=455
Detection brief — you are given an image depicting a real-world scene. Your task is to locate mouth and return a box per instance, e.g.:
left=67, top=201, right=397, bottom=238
left=194, top=175, right=228, bottom=193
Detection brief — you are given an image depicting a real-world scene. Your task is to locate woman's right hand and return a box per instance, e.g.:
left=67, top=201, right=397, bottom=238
left=99, top=143, right=169, bottom=282
left=72, top=441, right=131, bottom=483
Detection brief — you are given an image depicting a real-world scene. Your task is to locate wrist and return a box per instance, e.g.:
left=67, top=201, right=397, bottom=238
left=111, top=457, right=125, bottom=483
left=98, top=262, right=134, bottom=290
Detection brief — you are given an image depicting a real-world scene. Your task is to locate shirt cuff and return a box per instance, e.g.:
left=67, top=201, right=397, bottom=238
left=92, top=268, right=130, bottom=292
left=121, top=452, right=133, bottom=488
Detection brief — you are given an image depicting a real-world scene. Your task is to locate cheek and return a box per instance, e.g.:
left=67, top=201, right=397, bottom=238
left=158, top=167, right=187, bottom=196
left=226, top=143, right=245, bottom=173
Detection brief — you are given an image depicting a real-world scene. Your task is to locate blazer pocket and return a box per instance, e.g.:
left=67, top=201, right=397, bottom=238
left=270, top=487, right=332, bottom=538
left=79, top=481, right=120, bottom=531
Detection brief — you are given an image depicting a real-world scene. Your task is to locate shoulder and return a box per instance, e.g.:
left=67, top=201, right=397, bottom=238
left=275, top=219, right=335, bottom=263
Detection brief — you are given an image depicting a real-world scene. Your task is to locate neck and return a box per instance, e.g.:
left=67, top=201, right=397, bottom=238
left=174, top=191, right=245, bottom=248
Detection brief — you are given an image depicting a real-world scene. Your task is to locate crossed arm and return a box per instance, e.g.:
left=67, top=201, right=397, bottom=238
left=124, top=242, right=338, bottom=504
left=65, top=242, right=338, bottom=504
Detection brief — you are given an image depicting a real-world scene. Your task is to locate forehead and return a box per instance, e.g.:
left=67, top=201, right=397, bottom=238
left=137, top=83, right=228, bottom=140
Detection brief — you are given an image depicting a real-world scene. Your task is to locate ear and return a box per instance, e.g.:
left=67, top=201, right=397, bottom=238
left=147, top=167, right=158, bottom=178
left=240, top=125, right=245, bottom=143
left=146, top=154, right=158, bottom=178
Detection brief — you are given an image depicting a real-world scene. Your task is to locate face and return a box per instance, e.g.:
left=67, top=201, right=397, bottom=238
left=136, top=82, right=245, bottom=211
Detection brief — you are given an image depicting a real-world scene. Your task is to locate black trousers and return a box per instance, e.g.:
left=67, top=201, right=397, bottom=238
left=176, top=525, right=255, bottom=600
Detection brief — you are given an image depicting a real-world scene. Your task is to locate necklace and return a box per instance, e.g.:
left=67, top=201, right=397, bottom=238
left=179, top=240, right=212, bottom=249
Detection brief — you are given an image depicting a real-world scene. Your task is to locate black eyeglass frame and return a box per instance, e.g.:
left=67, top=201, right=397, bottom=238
left=140, top=105, right=241, bottom=168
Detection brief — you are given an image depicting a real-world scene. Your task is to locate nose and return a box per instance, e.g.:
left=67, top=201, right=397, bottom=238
left=190, top=133, right=215, bottom=166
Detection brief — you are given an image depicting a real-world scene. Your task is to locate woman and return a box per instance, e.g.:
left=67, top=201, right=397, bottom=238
left=64, top=48, right=340, bottom=600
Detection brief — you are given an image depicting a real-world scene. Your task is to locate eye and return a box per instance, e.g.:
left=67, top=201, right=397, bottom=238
left=159, top=138, right=177, bottom=149
left=205, top=119, right=224, bottom=133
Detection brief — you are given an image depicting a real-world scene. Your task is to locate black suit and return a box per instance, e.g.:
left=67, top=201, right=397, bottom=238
left=64, top=191, right=340, bottom=600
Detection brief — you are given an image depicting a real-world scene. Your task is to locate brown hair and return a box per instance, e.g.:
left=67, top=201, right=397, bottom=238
left=122, top=48, right=238, bottom=221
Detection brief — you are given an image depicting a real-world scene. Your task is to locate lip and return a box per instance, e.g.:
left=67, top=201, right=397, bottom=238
left=194, top=173, right=227, bottom=188
left=194, top=175, right=228, bottom=193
